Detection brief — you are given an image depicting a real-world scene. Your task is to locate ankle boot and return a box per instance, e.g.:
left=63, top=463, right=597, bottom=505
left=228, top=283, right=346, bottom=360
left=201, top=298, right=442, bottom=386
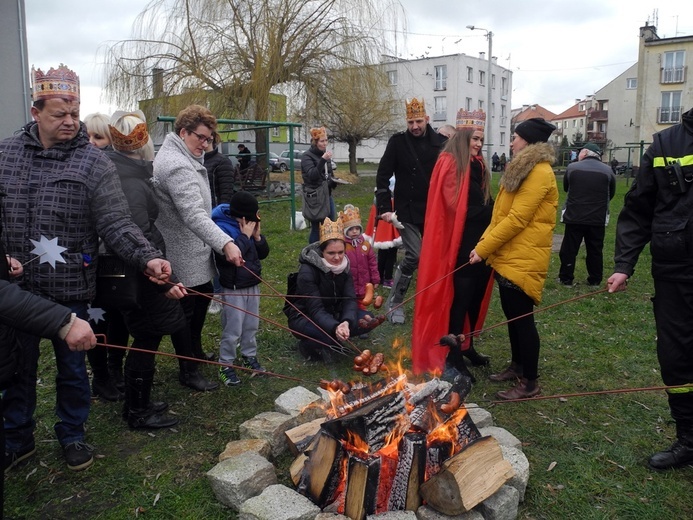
left=108, top=365, right=125, bottom=392
left=92, top=375, right=124, bottom=402
left=496, top=378, right=541, bottom=400
left=125, top=369, right=178, bottom=429
left=463, top=346, right=491, bottom=367
left=179, top=361, right=219, bottom=391
left=489, top=362, right=523, bottom=382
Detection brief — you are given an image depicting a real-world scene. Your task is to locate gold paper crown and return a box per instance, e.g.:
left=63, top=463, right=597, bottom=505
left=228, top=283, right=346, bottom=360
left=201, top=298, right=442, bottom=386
left=319, top=217, right=345, bottom=244
left=340, top=204, right=361, bottom=232
left=310, top=127, right=327, bottom=141
left=456, top=109, right=486, bottom=130
left=405, top=97, right=426, bottom=120
left=31, top=64, right=80, bottom=102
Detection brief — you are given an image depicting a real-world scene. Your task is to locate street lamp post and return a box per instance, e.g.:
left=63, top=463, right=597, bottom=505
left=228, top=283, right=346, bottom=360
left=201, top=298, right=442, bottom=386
left=466, top=25, right=493, bottom=165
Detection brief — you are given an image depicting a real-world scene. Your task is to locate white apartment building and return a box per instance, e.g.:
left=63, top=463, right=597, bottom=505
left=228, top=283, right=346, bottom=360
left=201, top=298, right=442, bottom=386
left=330, top=53, right=513, bottom=163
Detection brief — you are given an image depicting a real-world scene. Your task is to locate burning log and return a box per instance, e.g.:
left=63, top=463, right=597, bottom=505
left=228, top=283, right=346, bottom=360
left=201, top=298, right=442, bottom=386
left=285, top=417, right=326, bottom=456
left=296, top=430, right=345, bottom=507
left=290, top=453, right=308, bottom=486
left=334, top=374, right=407, bottom=417
left=387, top=432, right=427, bottom=511
left=344, top=453, right=380, bottom=520
left=426, top=439, right=454, bottom=480
left=322, top=392, right=408, bottom=453
left=455, top=409, right=481, bottom=450
left=419, top=435, right=515, bottom=516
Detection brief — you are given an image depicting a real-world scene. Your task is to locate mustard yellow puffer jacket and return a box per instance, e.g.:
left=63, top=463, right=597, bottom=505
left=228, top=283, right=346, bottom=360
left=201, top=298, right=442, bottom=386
left=474, top=142, right=558, bottom=304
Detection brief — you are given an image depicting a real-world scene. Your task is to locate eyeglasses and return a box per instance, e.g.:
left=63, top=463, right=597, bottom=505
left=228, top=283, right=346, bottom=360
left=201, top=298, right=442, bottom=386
left=187, top=129, right=214, bottom=145
left=510, top=135, right=516, bottom=142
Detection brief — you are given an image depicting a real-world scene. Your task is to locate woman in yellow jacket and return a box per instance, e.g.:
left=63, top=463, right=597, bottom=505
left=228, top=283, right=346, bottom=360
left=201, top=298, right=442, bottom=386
left=470, top=118, right=558, bottom=400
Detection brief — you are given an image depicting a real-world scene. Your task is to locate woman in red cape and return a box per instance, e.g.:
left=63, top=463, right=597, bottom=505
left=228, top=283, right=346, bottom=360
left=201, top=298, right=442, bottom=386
left=412, top=110, right=494, bottom=376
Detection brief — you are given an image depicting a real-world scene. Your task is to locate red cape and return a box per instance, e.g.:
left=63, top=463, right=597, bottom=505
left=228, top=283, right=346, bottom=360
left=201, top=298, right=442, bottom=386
left=411, top=153, right=493, bottom=374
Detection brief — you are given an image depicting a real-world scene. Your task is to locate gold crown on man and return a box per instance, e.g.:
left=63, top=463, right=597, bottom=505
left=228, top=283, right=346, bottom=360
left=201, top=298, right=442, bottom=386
left=456, top=109, right=486, bottom=130
left=320, top=217, right=344, bottom=244
left=405, top=97, right=426, bottom=120
left=340, top=204, right=361, bottom=232
left=310, top=127, right=327, bottom=141
left=31, top=64, right=80, bottom=102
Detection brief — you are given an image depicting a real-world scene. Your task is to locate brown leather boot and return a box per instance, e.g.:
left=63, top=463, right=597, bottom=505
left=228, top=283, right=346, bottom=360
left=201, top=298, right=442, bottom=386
left=496, top=378, right=541, bottom=400
left=489, top=362, right=523, bottom=382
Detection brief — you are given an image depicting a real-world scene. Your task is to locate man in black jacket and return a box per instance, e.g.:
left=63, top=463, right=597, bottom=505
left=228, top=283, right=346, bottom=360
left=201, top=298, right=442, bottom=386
left=375, top=98, right=446, bottom=324
left=608, top=107, right=693, bottom=470
left=1, top=253, right=96, bottom=516
left=558, top=142, right=616, bottom=286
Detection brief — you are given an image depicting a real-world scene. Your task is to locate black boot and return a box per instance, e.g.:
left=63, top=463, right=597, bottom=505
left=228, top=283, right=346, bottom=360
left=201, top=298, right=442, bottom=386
left=108, top=365, right=125, bottom=393
left=125, top=369, right=178, bottom=429
left=92, top=374, right=123, bottom=402
left=179, top=361, right=219, bottom=391
left=463, top=346, right=491, bottom=367
left=648, top=440, right=693, bottom=470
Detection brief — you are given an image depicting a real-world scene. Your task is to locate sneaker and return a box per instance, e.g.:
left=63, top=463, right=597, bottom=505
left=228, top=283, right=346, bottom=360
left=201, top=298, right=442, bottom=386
left=382, top=279, right=393, bottom=289
left=208, top=300, right=222, bottom=314
left=219, top=366, right=241, bottom=386
left=62, top=441, right=94, bottom=471
left=242, top=356, right=267, bottom=377
left=4, top=443, right=37, bottom=473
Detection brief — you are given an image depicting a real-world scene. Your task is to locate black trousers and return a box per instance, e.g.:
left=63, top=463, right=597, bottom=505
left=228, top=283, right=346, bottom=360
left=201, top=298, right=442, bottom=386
left=653, top=280, right=693, bottom=437
left=498, top=283, right=540, bottom=380
left=558, top=223, right=606, bottom=285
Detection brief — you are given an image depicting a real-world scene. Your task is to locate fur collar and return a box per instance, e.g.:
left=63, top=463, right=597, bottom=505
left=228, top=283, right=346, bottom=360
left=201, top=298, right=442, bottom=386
left=500, top=142, right=555, bottom=192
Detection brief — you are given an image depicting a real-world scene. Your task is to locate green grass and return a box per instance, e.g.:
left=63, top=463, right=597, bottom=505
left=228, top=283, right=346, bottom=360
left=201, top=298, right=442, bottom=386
left=5, top=172, right=693, bottom=519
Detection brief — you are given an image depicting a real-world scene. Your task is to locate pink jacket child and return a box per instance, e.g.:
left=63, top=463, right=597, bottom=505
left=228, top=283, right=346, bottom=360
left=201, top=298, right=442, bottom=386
left=341, top=205, right=380, bottom=304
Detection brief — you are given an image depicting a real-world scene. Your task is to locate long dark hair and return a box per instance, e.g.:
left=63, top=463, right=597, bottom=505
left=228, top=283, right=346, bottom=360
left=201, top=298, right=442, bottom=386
left=441, top=128, right=491, bottom=204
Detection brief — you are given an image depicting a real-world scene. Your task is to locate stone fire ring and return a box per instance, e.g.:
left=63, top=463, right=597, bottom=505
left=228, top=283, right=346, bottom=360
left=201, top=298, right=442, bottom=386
left=206, top=385, right=530, bottom=520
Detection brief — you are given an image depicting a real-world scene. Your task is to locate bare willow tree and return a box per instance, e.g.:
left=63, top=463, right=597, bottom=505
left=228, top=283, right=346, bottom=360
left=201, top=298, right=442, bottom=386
left=102, top=0, right=403, bottom=163
left=308, top=63, right=396, bottom=174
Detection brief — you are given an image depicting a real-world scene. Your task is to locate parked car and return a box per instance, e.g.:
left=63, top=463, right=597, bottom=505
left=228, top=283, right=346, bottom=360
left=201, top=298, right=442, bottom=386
left=279, top=149, right=337, bottom=171
left=268, top=152, right=285, bottom=172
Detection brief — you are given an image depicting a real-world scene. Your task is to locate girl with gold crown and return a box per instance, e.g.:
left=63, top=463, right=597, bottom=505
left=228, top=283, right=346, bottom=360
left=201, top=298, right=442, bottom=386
left=412, top=109, right=494, bottom=379
left=284, top=216, right=370, bottom=362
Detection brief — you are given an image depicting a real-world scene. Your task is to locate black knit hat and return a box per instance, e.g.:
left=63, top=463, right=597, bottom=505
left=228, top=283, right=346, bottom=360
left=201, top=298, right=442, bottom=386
left=515, top=118, right=556, bottom=144
left=229, top=191, right=260, bottom=222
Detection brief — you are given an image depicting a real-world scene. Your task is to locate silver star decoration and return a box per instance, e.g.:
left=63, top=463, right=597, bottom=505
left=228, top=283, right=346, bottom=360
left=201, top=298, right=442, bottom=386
left=87, top=304, right=106, bottom=324
left=29, top=235, right=67, bottom=269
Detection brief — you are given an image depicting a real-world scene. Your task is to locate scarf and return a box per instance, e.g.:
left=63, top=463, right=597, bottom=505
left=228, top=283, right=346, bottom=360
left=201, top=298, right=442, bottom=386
left=321, top=256, right=348, bottom=274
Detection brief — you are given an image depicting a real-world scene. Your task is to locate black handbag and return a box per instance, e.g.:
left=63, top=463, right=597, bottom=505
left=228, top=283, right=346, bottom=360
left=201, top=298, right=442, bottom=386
left=93, top=254, right=141, bottom=310
left=301, top=181, right=330, bottom=222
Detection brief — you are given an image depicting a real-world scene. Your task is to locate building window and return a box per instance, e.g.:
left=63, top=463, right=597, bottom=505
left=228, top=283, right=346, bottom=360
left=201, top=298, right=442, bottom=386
left=500, top=105, right=507, bottom=127
left=479, top=70, right=485, bottom=86
left=387, top=70, right=398, bottom=86
left=501, top=76, right=508, bottom=97
left=579, top=103, right=586, bottom=112
left=478, top=100, right=484, bottom=110
left=467, top=67, right=473, bottom=82
left=491, top=74, right=496, bottom=89
left=626, top=77, right=637, bottom=89
left=563, top=121, right=567, bottom=129
left=434, top=65, right=447, bottom=90
left=659, top=91, right=682, bottom=123
left=572, top=119, right=577, bottom=128
left=599, top=122, right=606, bottom=133
left=433, top=96, right=447, bottom=121
left=580, top=119, right=584, bottom=127
left=500, top=132, right=505, bottom=145
left=661, top=51, right=686, bottom=83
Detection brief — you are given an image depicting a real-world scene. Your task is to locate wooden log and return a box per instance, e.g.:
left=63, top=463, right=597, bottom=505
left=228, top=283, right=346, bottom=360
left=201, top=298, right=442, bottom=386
left=387, top=432, right=427, bottom=511
left=296, top=430, right=345, bottom=507
left=290, top=453, right=308, bottom=486
left=426, top=439, right=454, bottom=480
left=335, top=374, right=407, bottom=417
left=322, top=392, right=408, bottom=453
left=344, top=453, right=381, bottom=520
left=419, top=435, right=515, bottom=516
left=285, top=417, right=326, bottom=455
left=455, top=408, right=481, bottom=450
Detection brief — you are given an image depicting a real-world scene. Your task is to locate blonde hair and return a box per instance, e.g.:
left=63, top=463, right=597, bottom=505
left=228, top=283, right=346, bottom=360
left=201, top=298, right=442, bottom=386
left=110, top=114, right=154, bottom=161
left=84, top=113, right=111, bottom=144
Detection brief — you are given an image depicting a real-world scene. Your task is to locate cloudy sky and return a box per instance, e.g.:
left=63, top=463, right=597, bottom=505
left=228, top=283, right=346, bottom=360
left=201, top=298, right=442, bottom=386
left=23, top=0, right=693, bottom=116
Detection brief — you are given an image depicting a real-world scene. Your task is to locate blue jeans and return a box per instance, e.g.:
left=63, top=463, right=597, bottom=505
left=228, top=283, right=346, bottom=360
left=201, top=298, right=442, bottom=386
left=3, top=302, right=90, bottom=451
left=397, top=221, right=423, bottom=276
